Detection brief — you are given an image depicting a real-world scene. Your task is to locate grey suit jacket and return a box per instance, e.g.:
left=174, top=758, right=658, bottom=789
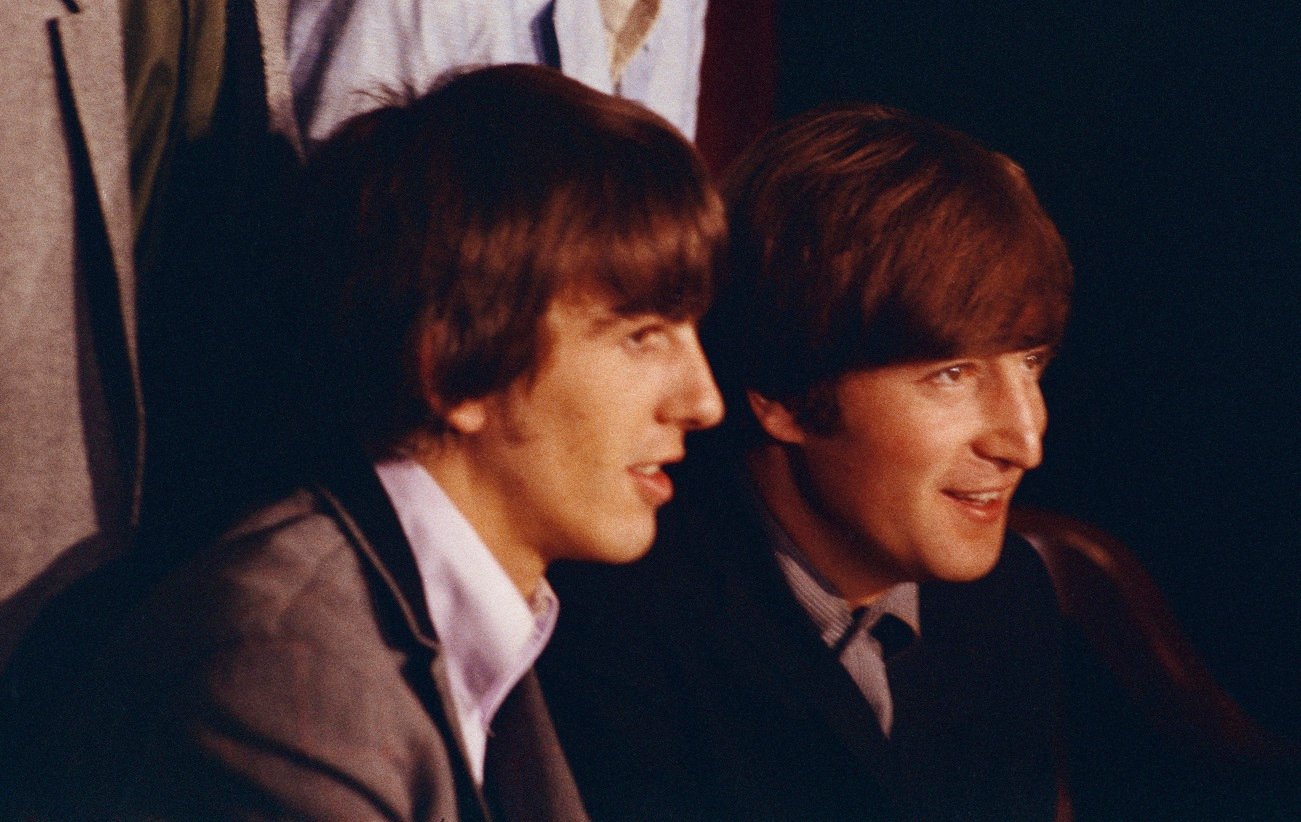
left=0, top=0, right=302, bottom=668
left=66, top=453, right=589, bottom=820
left=0, top=0, right=144, bottom=667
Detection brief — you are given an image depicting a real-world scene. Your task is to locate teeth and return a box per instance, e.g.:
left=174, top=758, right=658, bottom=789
left=951, top=491, right=1000, bottom=504
left=632, top=465, right=660, bottom=476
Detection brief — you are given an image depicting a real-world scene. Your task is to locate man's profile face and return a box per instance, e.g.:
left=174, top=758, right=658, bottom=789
left=461, top=292, right=724, bottom=572
left=773, top=347, right=1050, bottom=598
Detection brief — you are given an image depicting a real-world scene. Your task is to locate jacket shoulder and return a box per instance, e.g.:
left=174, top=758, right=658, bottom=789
left=70, top=486, right=468, bottom=819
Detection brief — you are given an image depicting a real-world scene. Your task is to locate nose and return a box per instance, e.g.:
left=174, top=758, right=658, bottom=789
left=663, top=328, right=725, bottom=431
left=974, top=369, right=1046, bottom=470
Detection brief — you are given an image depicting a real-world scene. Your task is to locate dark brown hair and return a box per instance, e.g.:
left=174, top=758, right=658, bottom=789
left=300, top=64, right=725, bottom=456
left=707, top=103, right=1072, bottom=436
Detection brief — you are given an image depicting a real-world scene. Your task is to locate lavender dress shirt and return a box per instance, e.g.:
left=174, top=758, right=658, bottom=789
left=375, top=458, right=558, bottom=786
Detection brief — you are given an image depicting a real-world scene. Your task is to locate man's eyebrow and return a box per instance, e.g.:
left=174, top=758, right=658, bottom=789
left=575, top=305, right=642, bottom=338
left=584, top=309, right=625, bottom=332
left=588, top=307, right=667, bottom=332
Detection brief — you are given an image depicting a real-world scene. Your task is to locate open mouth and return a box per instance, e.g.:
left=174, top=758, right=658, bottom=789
left=942, top=488, right=1015, bottom=523
left=944, top=490, right=1003, bottom=505
left=630, top=463, right=674, bottom=505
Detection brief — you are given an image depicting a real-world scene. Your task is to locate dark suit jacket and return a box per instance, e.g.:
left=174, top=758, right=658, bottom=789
left=540, top=458, right=1061, bottom=821
left=60, top=453, right=588, bottom=821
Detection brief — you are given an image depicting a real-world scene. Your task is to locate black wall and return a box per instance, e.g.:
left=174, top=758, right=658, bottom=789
left=777, top=2, right=1299, bottom=742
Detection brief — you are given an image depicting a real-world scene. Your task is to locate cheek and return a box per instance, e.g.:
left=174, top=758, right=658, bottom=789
left=513, top=378, right=601, bottom=447
left=800, top=435, right=892, bottom=520
left=811, top=423, right=951, bottom=521
left=836, top=417, right=935, bottom=476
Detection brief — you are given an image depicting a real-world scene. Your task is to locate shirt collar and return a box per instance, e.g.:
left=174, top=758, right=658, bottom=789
left=757, top=487, right=920, bottom=647
left=374, top=458, right=558, bottom=782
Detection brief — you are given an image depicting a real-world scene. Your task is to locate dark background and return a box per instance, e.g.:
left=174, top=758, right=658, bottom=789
left=766, top=2, right=1299, bottom=743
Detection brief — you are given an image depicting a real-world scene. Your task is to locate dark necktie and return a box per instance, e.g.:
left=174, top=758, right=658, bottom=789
left=838, top=609, right=916, bottom=737
left=871, top=612, right=915, bottom=661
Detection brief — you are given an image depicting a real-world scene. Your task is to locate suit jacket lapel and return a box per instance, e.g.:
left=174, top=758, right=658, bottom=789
left=720, top=545, right=898, bottom=774
left=314, top=450, right=493, bottom=821
left=51, top=0, right=146, bottom=516
left=885, top=579, right=1002, bottom=793
left=52, top=0, right=135, bottom=334
left=484, top=672, right=588, bottom=821
left=693, top=466, right=899, bottom=781
left=314, top=450, right=436, bottom=644
left=888, top=588, right=966, bottom=741
left=724, top=528, right=1010, bottom=803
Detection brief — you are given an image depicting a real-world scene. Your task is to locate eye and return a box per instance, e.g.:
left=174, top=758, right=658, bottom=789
left=930, top=363, right=973, bottom=386
left=624, top=321, right=669, bottom=352
left=1022, top=348, right=1054, bottom=376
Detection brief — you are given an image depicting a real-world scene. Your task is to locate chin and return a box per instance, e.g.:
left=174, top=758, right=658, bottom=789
left=575, top=521, right=656, bottom=565
left=932, top=539, right=1004, bottom=582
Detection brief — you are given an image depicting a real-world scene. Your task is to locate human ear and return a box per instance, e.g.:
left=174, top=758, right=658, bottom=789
left=414, top=323, right=470, bottom=430
left=747, top=390, right=807, bottom=445
left=444, top=398, right=489, bottom=435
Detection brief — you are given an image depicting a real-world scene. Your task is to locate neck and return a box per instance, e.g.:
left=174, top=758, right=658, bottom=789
left=746, top=443, right=898, bottom=607
left=414, top=440, right=547, bottom=600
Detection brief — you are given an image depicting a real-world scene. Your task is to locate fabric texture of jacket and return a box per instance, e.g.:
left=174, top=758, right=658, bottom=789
left=61, top=451, right=589, bottom=820
left=0, top=0, right=144, bottom=668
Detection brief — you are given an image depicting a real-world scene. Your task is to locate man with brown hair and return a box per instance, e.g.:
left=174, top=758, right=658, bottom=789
left=59, top=64, right=724, bottom=819
left=541, top=103, right=1073, bottom=820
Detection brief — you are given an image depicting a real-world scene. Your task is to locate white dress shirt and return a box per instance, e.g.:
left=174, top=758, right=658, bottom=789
left=375, top=458, right=558, bottom=786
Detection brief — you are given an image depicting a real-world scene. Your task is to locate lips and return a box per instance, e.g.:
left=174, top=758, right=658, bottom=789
left=630, top=460, right=678, bottom=506
left=946, top=490, right=1002, bottom=504
left=942, top=486, right=1013, bottom=523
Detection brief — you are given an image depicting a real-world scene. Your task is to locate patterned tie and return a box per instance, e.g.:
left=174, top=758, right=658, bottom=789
left=837, top=610, right=915, bottom=737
